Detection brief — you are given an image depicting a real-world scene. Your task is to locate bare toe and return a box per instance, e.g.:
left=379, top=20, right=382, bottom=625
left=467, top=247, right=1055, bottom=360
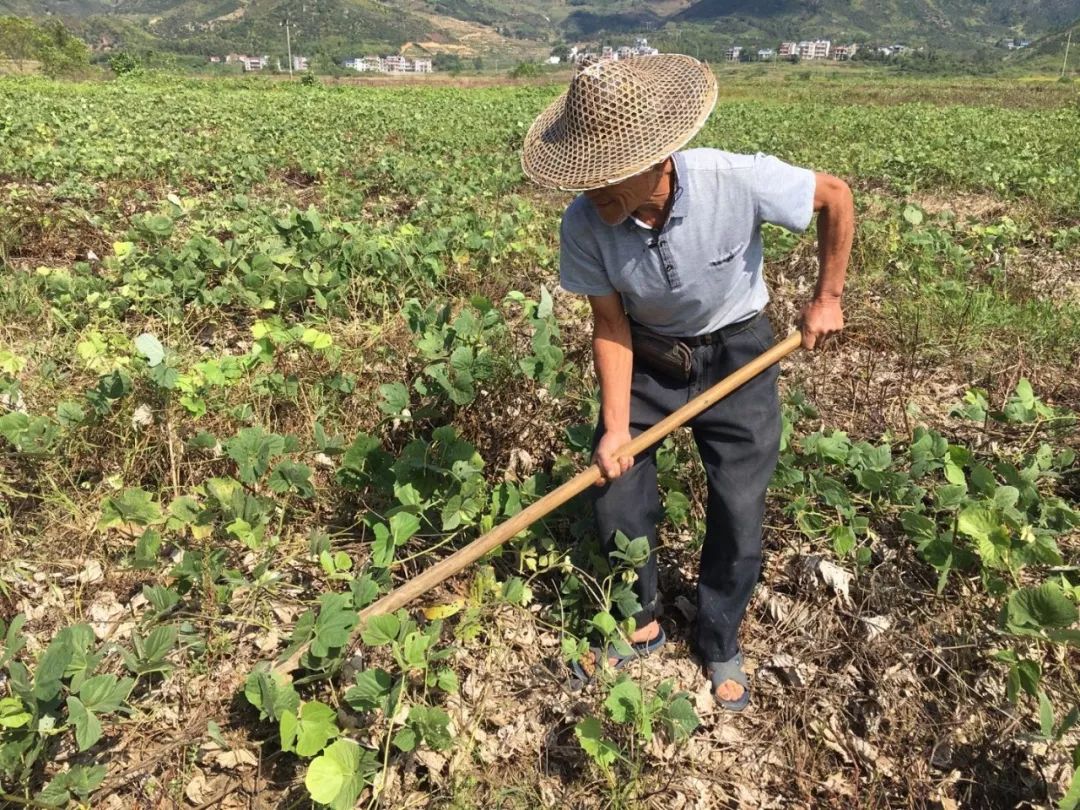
left=714, top=679, right=745, bottom=702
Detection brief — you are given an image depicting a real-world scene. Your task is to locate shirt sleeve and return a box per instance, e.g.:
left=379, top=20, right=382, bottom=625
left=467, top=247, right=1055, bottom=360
left=559, top=207, right=615, bottom=297
left=752, top=153, right=817, bottom=233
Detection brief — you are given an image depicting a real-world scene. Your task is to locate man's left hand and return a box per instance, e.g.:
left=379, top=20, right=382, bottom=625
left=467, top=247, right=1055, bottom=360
left=799, top=297, right=844, bottom=350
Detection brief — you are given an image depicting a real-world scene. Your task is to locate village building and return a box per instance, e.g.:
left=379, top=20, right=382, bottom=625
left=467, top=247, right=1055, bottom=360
left=343, top=56, right=382, bottom=72
left=633, top=37, right=659, bottom=56
left=796, top=40, right=831, bottom=60
left=223, top=53, right=270, bottom=71
left=877, top=44, right=910, bottom=57
left=570, top=37, right=659, bottom=65
left=343, top=55, right=432, bottom=73
left=725, top=46, right=743, bottom=62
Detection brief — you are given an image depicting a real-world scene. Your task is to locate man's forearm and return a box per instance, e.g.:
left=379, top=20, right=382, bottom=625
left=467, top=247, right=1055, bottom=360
left=814, top=189, right=855, bottom=301
left=593, top=315, right=633, bottom=433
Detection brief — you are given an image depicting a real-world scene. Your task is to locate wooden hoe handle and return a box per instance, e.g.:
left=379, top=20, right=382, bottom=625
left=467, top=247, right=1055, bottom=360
left=275, top=331, right=803, bottom=676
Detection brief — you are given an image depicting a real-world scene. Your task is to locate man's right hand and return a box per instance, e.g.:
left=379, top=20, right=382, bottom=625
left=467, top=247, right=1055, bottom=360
left=593, top=429, right=634, bottom=486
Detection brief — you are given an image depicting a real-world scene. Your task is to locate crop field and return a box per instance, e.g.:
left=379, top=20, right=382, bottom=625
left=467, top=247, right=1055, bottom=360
left=0, top=71, right=1078, bottom=809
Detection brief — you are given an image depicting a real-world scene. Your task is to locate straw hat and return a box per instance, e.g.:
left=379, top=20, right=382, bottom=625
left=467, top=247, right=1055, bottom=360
left=521, top=54, right=718, bottom=191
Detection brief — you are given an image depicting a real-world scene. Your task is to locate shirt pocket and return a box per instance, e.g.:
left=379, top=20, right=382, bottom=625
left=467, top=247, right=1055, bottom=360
left=708, top=242, right=745, bottom=267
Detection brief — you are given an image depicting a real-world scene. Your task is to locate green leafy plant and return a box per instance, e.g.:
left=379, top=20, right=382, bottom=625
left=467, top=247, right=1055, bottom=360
left=575, top=676, right=699, bottom=786
left=0, top=621, right=134, bottom=804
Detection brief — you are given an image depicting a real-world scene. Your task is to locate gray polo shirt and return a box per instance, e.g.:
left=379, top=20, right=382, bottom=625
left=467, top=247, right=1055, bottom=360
left=559, top=148, right=816, bottom=337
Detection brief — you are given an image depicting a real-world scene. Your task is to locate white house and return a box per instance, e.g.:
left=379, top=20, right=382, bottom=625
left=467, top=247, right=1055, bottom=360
left=758, top=48, right=776, bottom=60
left=795, top=40, right=831, bottom=59
left=344, top=56, right=385, bottom=72
left=725, top=46, right=743, bottom=62
left=778, top=42, right=798, bottom=58
left=225, top=53, right=269, bottom=71
left=413, top=58, right=432, bottom=73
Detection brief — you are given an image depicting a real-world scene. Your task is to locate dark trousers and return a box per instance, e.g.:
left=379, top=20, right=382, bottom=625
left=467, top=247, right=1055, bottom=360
left=592, top=314, right=781, bottom=664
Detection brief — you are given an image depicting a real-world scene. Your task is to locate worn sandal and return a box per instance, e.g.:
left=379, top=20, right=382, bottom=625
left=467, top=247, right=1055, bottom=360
left=706, top=652, right=751, bottom=712
left=569, top=626, right=667, bottom=683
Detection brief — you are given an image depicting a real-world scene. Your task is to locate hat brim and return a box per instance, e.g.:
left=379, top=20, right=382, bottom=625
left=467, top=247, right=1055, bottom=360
left=520, top=54, right=718, bottom=192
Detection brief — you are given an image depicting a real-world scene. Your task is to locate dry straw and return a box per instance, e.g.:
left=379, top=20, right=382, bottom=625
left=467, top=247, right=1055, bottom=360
left=521, top=54, right=718, bottom=191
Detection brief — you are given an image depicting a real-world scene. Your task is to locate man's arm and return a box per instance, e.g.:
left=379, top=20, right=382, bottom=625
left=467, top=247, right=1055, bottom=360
left=589, top=291, right=634, bottom=485
left=800, top=172, right=855, bottom=350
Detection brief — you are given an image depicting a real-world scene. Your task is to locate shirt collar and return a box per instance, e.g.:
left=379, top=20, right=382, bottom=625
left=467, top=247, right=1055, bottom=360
left=624, top=151, right=687, bottom=231
left=668, top=151, right=689, bottom=220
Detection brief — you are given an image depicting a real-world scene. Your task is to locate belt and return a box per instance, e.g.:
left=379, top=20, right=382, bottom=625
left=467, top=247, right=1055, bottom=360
left=670, top=311, right=763, bottom=348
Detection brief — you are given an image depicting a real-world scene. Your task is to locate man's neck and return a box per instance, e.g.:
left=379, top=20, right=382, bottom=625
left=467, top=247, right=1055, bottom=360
left=632, top=159, right=676, bottom=230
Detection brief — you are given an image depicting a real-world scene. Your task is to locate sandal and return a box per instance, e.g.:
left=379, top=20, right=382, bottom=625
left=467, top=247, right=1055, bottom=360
left=568, top=626, right=667, bottom=683
left=706, top=651, right=751, bottom=712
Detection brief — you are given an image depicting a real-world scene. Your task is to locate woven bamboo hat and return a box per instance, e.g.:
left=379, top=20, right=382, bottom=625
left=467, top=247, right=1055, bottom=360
left=521, top=54, right=717, bottom=191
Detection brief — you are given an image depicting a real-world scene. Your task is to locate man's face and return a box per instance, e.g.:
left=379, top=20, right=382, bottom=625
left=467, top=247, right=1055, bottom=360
left=583, top=165, right=663, bottom=226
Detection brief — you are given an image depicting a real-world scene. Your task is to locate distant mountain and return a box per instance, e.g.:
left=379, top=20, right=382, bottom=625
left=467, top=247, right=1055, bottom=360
left=1017, top=12, right=1080, bottom=69
left=0, top=0, right=113, bottom=14
left=668, top=0, right=1080, bottom=47
left=3, top=0, right=1079, bottom=62
left=0, top=0, right=446, bottom=59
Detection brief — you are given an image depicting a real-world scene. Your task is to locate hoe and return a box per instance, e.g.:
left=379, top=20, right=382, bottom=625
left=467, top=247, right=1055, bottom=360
left=275, top=332, right=803, bottom=676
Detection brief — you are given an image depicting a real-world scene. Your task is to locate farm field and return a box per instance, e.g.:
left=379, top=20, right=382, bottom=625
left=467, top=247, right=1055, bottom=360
left=0, top=71, right=1079, bottom=809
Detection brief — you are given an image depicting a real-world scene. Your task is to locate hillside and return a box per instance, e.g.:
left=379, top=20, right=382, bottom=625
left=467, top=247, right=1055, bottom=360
left=1024, top=14, right=1080, bottom=56
left=2, top=0, right=1079, bottom=61
left=0, top=0, right=113, bottom=14
left=1008, top=14, right=1080, bottom=74
left=668, top=0, right=1080, bottom=47
left=1, top=0, right=449, bottom=59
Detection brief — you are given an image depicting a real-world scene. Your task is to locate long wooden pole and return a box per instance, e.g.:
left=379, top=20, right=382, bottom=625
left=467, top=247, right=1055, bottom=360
left=275, top=331, right=803, bottom=675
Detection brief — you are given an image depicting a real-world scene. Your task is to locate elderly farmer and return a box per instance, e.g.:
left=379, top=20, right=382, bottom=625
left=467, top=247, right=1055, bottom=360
left=520, top=55, right=854, bottom=710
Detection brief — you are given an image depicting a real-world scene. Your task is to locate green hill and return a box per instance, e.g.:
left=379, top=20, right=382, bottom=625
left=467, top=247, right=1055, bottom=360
left=0, top=1, right=114, bottom=15
left=1008, top=14, right=1080, bottom=74
left=1024, top=15, right=1080, bottom=55
left=554, top=0, right=1080, bottom=47
left=2, top=0, right=444, bottom=59
left=2, top=0, right=1079, bottom=63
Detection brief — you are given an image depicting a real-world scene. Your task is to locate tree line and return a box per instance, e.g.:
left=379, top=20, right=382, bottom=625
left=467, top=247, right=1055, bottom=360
left=0, top=17, right=90, bottom=77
